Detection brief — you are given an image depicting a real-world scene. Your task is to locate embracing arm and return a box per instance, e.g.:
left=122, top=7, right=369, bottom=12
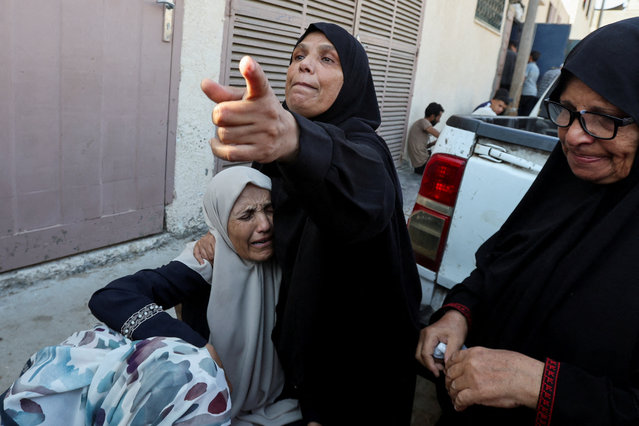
left=193, top=231, right=216, bottom=265
left=88, top=261, right=209, bottom=347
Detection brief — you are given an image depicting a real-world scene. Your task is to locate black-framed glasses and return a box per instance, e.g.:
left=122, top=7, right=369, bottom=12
left=544, top=99, right=635, bottom=140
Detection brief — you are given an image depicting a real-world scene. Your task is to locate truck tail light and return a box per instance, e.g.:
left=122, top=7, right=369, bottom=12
left=407, top=154, right=466, bottom=271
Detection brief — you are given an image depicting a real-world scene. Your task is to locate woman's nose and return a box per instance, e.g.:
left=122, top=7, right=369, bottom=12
left=298, top=56, right=314, bottom=73
left=255, top=212, right=272, bottom=232
left=564, top=117, right=595, bottom=146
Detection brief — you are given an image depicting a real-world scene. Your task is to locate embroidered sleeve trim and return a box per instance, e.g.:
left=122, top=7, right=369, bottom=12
left=121, top=303, right=164, bottom=339
left=441, top=303, right=472, bottom=328
left=535, top=358, right=560, bottom=426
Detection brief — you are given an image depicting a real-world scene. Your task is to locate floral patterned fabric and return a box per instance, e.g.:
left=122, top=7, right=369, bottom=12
left=1, top=325, right=231, bottom=426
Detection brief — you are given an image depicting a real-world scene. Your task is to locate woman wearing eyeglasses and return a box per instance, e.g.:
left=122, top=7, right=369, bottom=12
left=416, top=18, right=639, bottom=425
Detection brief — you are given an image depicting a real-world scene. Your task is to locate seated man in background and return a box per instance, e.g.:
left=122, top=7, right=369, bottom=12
left=472, top=88, right=511, bottom=116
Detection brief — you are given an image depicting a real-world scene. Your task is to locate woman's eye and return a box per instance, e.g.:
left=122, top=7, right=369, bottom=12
left=322, top=56, right=334, bottom=63
left=294, top=54, right=305, bottom=61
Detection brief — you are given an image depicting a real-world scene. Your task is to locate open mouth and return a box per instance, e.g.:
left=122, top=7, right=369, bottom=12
left=251, top=237, right=273, bottom=247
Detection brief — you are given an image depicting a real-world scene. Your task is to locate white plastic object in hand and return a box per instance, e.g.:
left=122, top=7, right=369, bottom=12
left=433, top=342, right=447, bottom=360
left=433, top=342, right=467, bottom=361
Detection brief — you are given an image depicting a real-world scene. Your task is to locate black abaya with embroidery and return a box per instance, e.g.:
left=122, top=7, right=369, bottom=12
left=254, top=23, right=422, bottom=425
left=433, top=17, right=639, bottom=426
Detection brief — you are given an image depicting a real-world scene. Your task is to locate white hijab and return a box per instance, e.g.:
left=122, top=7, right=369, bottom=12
left=200, top=166, right=300, bottom=425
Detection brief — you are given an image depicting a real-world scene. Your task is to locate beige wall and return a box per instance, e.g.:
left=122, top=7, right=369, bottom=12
left=534, top=0, right=571, bottom=22
left=590, top=0, right=639, bottom=31
left=568, top=0, right=596, bottom=39
left=165, top=0, right=226, bottom=236
left=407, top=1, right=507, bottom=134
left=518, top=0, right=571, bottom=23
left=567, top=0, right=639, bottom=41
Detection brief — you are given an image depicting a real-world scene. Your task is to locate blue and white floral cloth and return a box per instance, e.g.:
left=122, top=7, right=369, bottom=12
left=1, top=325, right=232, bottom=425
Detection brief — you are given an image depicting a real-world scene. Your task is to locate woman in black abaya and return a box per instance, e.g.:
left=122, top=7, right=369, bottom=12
left=416, top=17, right=639, bottom=425
left=201, top=23, right=422, bottom=424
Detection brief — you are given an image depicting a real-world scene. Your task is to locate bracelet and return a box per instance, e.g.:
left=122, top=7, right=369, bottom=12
left=121, top=303, right=164, bottom=339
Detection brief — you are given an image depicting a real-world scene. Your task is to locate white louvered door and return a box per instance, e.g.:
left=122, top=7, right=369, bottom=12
left=356, top=0, right=425, bottom=160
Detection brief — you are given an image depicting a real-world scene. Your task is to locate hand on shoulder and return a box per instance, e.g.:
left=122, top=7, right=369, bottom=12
left=193, top=232, right=216, bottom=265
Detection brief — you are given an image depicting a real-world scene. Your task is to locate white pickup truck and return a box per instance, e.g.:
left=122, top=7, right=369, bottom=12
left=407, top=112, right=559, bottom=324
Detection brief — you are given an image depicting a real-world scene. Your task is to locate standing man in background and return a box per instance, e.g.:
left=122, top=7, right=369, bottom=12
left=537, top=65, right=561, bottom=98
left=499, top=41, right=518, bottom=91
left=518, top=50, right=541, bottom=115
left=406, top=102, right=444, bottom=175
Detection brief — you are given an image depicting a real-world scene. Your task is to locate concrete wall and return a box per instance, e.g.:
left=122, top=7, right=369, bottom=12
left=567, top=0, right=639, bottom=41
left=534, top=0, right=571, bottom=23
left=568, top=0, right=597, bottom=39
left=165, top=0, right=226, bottom=236
left=590, top=0, right=639, bottom=31
left=407, top=2, right=506, bottom=133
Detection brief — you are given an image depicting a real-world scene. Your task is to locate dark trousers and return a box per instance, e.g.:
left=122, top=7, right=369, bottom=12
left=518, top=95, right=538, bottom=116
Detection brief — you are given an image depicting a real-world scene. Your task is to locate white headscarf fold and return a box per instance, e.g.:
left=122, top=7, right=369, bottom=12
left=201, top=166, right=300, bottom=425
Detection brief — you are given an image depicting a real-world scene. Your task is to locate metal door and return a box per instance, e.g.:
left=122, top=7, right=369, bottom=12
left=0, top=0, right=181, bottom=272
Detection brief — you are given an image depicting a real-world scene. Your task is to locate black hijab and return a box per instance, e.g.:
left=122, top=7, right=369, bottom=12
left=284, top=22, right=381, bottom=131
left=448, top=17, right=639, bottom=355
left=550, top=17, right=639, bottom=123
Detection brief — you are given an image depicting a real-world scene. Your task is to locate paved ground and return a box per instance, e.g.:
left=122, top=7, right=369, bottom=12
left=0, top=162, right=441, bottom=425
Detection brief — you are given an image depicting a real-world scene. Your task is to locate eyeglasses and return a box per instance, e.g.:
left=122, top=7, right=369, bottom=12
left=544, top=99, right=635, bottom=140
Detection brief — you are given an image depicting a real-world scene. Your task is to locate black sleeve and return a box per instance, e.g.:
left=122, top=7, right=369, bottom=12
left=88, top=261, right=210, bottom=347
left=541, top=359, right=639, bottom=425
left=276, top=114, right=397, bottom=243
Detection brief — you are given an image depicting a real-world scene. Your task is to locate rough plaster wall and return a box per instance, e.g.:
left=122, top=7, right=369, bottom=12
left=165, top=0, right=226, bottom=236
left=407, top=2, right=504, bottom=134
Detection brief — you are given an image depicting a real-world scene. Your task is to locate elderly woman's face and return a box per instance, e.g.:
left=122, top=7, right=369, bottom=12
left=559, top=78, right=639, bottom=184
left=227, top=184, right=274, bottom=262
left=285, top=31, right=344, bottom=118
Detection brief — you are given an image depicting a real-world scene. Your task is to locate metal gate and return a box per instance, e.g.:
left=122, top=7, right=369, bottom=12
left=0, top=0, right=182, bottom=272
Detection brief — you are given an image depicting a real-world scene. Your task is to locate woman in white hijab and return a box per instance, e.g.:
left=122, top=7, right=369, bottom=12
left=176, top=165, right=301, bottom=425
left=2, top=166, right=301, bottom=426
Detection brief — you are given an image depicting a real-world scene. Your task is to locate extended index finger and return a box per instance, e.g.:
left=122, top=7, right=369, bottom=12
left=239, top=56, right=272, bottom=100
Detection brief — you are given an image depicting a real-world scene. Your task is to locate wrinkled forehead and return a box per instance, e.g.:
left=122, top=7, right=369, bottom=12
left=231, top=184, right=271, bottom=214
left=294, top=31, right=339, bottom=58
left=295, top=23, right=352, bottom=65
